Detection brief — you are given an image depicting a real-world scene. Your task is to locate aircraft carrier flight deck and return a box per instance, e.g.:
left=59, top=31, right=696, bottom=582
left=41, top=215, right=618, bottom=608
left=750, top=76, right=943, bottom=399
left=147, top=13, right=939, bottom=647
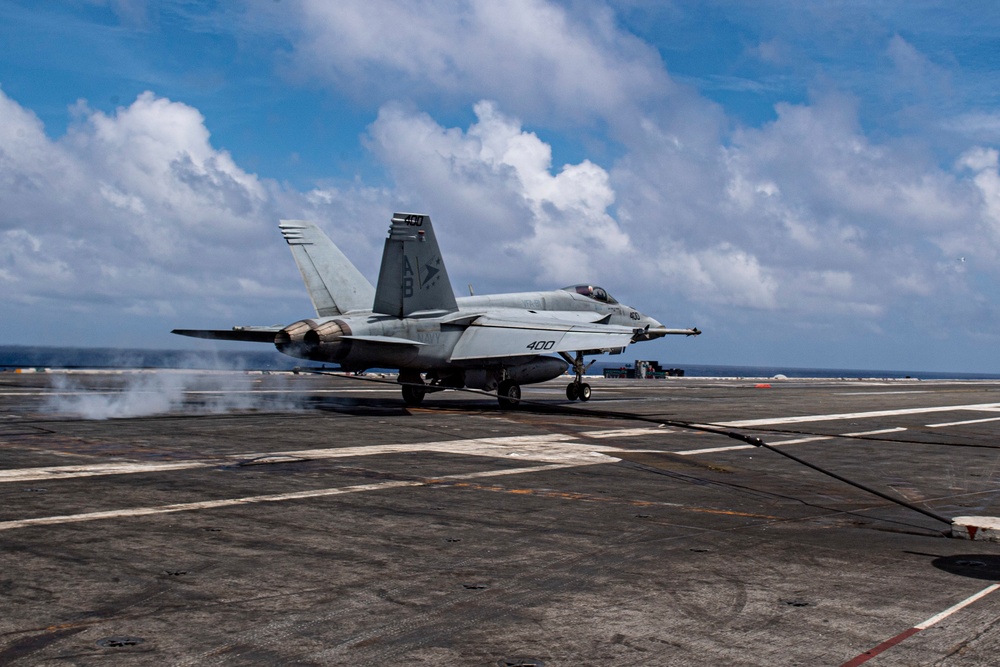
left=2, top=371, right=1000, bottom=666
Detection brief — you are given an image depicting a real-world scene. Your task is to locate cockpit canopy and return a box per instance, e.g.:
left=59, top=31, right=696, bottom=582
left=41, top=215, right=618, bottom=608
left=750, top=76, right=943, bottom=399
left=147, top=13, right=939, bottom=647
left=561, top=285, right=619, bottom=304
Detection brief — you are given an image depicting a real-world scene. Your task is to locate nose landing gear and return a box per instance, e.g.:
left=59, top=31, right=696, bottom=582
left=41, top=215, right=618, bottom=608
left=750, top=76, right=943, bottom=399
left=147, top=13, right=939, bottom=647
left=565, top=381, right=591, bottom=401
left=561, top=351, right=593, bottom=402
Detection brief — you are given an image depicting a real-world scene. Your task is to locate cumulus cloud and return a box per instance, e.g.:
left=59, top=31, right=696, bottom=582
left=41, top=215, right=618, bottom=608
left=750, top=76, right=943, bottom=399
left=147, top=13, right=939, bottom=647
left=365, top=100, right=632, bottom=286
left=356, top=89, right=1000, bottom=331
left=0, top=88, right=399, bottom=336
left=4, top=0, right=1000, bottom=364
left=944, top=112, right=1000, bottom=142
left=611, top=90, right=1000, bottom=323
left=4, top=0, right=1000, bottom=373
left=0, top=89, right=279, bottom=314
left=959, top=147, right=1000, bottom=239
left=5, top=81, right=998, bottom=349
left=253, top=0, right=671, bottom=129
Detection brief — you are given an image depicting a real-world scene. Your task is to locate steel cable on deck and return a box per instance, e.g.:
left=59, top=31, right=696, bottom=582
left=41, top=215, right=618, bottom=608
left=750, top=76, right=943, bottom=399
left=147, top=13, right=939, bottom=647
left=305, top=370, right=955, bottom=526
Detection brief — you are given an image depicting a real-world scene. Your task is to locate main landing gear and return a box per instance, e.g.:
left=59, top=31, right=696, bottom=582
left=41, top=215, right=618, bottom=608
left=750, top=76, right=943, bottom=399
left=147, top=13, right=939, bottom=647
left=399, top=372, right=426, bottom=406
left=497, top=380, right=521, bottom=410
left=401, top=371, right=523, bottom=410
left=562, top=351, right=593, bottom=402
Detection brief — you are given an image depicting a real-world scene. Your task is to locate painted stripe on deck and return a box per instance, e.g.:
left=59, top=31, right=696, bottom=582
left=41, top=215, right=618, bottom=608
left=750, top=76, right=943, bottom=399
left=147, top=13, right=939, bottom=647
left=840, top=583, right=1000, bottom=666
left=0, top=433, right=630, bottom=484
left=674, top=428, right=908, bottom=456
left=0, top=421, right=920, bottom=483
left=716, top=402, right=1000, bottom=427
left=579, top=427, right=671, bottom=439
left=0, top=464, right=575, bottom=531
left=926, top=416, right=1000, bottom=428
left=0, top=460, right=214, bottom=483
left=836, top=391, right=933, bottom=395
left=674, top=435, right=832, bottom=456
left=842, top=427, right=908, bottom=436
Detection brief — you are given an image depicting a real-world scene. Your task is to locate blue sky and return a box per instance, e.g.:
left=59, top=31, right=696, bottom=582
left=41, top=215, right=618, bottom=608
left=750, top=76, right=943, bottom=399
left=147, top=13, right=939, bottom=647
left=2, top=1, right=1000, bottom=373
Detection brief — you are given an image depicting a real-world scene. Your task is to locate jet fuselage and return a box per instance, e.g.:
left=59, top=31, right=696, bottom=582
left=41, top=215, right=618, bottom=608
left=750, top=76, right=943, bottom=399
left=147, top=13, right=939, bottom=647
left=274, top=288, right=664, bottom=376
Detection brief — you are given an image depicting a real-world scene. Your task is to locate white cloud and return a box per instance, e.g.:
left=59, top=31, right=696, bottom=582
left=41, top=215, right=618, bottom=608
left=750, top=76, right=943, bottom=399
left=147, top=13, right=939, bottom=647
left=657, top=243, right=779, bottom=310
left=886, top=35, right=939, bottom=84
left=612, top=90, right=1000, bottom=324
left=255, top=0, right=671, bottom=128
left=360, top=92, right=997, bottom=322
left=959, top=147, right=1000, bottom=238
left=0, top=89, right=299, bottom=320
left=365, top=100, right=632, bottom=286
left=749, top=38, right=792, bottom=66
left=4, top=79, right=999, bottom=343
left=944, top=112, right=1000, bottom=142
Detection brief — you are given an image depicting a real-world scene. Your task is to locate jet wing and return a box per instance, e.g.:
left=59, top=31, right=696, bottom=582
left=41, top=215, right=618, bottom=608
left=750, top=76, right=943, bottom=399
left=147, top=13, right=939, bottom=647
left=171, top=327, right=282, bottom=343
left=449, top=314, right=636, bottom=361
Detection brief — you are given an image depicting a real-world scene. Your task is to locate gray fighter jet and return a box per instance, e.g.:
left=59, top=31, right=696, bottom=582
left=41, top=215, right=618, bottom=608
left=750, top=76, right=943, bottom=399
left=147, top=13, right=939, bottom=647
left=173, top=213, right=700, bottom=407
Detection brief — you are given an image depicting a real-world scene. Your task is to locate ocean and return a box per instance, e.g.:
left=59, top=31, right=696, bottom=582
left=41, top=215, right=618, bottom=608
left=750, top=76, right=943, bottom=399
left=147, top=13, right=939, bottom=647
left=2, top=346, right=998, bottom=380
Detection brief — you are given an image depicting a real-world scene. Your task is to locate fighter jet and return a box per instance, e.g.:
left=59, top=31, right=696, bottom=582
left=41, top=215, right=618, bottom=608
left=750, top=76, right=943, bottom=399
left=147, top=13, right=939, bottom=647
left=173, top=213, right=700, bottom=407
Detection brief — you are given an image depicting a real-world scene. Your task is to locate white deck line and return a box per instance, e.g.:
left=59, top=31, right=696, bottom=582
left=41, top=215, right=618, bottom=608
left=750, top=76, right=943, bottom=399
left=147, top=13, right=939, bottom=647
left=0, top=460, right=214, bottom=483
left=0, top=432, right=638, bottom=484
left=673, top=428, right=908, bottom=456
left=674, top=444, right=755, bottom=456
left=716, top=402, right=1000, bottom=427
left=841, top=427, right=908, bottom=436
left=674, top=435, right=832, bottom=456
left=580, top=427, right=671, bottom=439
left=915, top=583, right=1000, bottom=630
left=0, top=464, right=576, bottom=532
left=926, top=416, right=1000, bottom=428
left=0, top=423, right=921, bottom=483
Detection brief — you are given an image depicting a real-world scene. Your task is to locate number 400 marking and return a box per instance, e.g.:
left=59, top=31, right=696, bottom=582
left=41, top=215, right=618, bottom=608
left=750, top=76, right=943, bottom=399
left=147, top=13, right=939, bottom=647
left=526, top=340, right=555, bottom=350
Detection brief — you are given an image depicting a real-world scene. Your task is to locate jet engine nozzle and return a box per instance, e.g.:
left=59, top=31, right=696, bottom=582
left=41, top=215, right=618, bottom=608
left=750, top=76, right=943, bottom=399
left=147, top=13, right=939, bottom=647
left=274, top=320, right=312, bottom=350
left=275, top=318, right=351, bottom=361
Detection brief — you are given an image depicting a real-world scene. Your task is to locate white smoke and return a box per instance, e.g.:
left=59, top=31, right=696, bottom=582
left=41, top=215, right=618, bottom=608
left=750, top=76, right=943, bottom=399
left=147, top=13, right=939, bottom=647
left=45, top=370, right=304, bottom=420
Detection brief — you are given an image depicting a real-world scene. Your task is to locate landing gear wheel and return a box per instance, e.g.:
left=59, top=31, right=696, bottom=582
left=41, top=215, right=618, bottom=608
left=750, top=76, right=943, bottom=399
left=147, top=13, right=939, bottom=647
left=497, top=381, right=522, bottom=409
left=566, top=383, right=579, bottom=401
left=560, top=351, right=596, bottom=402
left=401, top=381, right=426, bottom=406
left=401, top=383, right=426, bottom=406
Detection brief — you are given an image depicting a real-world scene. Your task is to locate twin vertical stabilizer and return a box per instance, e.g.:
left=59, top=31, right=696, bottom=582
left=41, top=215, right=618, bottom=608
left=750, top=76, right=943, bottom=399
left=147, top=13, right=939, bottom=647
left=373, top=213, right=458, bottom=317
left=279, top=220, right=375, bottom=316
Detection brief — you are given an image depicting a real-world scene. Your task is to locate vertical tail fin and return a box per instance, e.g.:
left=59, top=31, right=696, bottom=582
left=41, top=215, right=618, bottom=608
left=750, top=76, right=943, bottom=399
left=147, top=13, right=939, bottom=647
left=279, top=220, right=375, bottom=316
left=373, top=213, right=458, bottom=317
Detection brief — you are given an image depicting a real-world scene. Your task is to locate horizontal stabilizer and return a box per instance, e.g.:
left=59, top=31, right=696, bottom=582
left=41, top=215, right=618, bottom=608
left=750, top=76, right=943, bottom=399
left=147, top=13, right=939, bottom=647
left=171, top=327, right=281, bottom=343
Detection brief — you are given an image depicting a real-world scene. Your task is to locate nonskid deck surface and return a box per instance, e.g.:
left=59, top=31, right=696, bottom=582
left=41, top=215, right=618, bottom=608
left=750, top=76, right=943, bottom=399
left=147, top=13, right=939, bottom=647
left=2, top=371, right=1000, bottom=665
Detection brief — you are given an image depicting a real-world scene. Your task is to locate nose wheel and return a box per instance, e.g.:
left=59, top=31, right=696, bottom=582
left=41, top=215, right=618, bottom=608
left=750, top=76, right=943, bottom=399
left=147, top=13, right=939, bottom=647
left=561, top=351, right=593, bottom=402
left=566, top=381, right=591, bottom=401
